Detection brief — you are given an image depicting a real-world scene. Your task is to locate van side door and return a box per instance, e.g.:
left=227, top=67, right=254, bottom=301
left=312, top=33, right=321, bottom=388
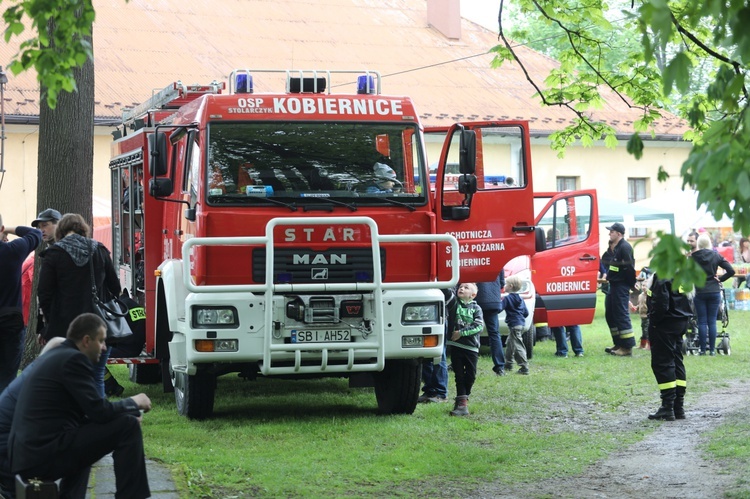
left=531, top=190, right=600, bottom=327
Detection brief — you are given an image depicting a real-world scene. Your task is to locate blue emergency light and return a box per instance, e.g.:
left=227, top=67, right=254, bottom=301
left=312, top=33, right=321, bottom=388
left=236, top=73, right=253, bottom=94
left=357, top=75, right=375, bottom=94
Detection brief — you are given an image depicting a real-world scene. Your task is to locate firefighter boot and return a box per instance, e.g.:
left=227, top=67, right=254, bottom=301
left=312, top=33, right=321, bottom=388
left=449, top=395, right=469, bottom=417
left=674, top=386, right=686, bottom=420
left=104, top=368, right=125, bottom=398
left=648, top=388, right=676, bottom=421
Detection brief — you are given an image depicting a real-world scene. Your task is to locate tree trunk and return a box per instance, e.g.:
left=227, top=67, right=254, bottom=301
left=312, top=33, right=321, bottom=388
left=22, top=19, right=95, bottom=369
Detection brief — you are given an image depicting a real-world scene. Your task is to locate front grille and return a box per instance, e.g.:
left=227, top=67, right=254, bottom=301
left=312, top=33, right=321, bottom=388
left=252, top=247, right=386, bottom=283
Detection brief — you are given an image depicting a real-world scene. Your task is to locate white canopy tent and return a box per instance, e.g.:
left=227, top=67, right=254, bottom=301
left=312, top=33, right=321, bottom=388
left=632, top=190, right=733, bottom=237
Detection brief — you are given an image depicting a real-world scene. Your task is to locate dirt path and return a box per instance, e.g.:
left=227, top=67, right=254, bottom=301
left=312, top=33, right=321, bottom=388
left=473, top=379, right=750, bottom=499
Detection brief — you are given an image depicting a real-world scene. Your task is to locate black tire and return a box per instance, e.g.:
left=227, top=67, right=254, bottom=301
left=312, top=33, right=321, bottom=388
left=128, top=363, right=162, bottom=384
left=172, top=366, right=216, bottom=420
left=523, top=327, right=535, bottom=360
left=373, top=359, right=421, bottom=415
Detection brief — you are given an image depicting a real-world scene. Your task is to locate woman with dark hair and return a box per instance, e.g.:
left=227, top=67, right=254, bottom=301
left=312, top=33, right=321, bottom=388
left=37, top=213, right=120, bottom=396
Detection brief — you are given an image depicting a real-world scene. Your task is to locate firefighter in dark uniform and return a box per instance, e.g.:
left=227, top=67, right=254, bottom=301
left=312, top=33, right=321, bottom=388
left=646, top=273, right=692, bottom=420
left=601, top=223, right=637, bottom=356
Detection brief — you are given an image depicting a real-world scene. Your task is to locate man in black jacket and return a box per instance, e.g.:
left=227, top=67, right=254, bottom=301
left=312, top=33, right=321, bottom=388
left=646, top=274, right=692, bottom=421
left=9, top=313, right=152, bottom=498
left=0, top=214, right=42, bottom=393
left=601, top=223, right=637, bottom=356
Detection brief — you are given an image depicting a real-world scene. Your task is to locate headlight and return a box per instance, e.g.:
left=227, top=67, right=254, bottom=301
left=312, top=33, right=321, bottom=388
left=402, top=302, right=440, bottom=324
left=193, top=306, right=238, bottom=328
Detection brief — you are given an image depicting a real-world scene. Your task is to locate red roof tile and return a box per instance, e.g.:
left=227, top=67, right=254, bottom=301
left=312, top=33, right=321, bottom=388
left=0, top=0, right=687, bottom=136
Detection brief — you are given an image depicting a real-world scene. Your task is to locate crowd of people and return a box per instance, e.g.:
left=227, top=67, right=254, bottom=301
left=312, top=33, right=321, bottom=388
left=0, top=210, right=151, bottom=498
left=601, top=222, right=740, bottom=421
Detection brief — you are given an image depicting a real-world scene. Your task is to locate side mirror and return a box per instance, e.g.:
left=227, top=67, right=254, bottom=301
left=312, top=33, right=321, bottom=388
left=184, top=207, right=196, bottom=222
left=458, top=174, right=477, bottom=194
left=535, top=227, right=547, bottom=252
left=149, top=177, right=174, bottom=197
left=148, top=132, right=168, bottom=176
left=459, top=129, right=476, bottom=175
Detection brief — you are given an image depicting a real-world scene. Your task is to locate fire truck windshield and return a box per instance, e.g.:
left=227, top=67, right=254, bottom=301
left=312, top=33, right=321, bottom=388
left=206, top=122, right=427, bottom=206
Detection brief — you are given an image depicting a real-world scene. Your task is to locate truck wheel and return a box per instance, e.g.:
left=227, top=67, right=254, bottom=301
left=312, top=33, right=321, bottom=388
left=129, top=363, right=162, bottom=384
left=172, top=366, right=216, bottom=420
left=373, top=359, right=421, bottom=415
left=523, top=328, right=535, bottom=360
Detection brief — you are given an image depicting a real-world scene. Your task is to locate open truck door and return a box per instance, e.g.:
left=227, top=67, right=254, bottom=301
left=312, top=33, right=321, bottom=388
left=531, top=190, right=600, bottom=327
left=429, top=123, right=536, bottom=283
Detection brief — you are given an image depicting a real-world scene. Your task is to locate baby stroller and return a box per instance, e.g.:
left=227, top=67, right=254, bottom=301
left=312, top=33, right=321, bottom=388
left=683, top=288, right=731, bottom=355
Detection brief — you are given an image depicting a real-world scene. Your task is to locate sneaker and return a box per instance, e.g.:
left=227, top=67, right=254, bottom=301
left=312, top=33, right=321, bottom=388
left=417, top=393, right=436, bottom=403
left=517, top=366, right=530, bottom=375
left=554, top=352, right=568, bottom=358
left=575, top=352, right=584, bottom=357
left=611, top=347, right=632, bottom=357
left=494, top=368, right=506, bottom=376
left=709, top=351, right=716, bottom=356
left=505, top=364, right=514, bottom=371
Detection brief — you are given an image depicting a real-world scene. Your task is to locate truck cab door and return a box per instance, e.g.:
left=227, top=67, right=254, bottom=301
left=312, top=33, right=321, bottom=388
left=531, top=190, right=600, bottom=327
left=429, top=122, right=536, bottom=283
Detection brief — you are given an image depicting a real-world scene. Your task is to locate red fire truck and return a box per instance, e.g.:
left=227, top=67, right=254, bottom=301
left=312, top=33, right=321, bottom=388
left=108, top=69, right=596, bottom=419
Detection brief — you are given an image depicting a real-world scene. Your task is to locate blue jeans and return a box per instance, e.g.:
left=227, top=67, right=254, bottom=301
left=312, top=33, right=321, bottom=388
left=482, top=304, right=505, bottom=372
left=693, top=292, right=721, bottom=353
left=552, top=325, right=583, bottom=356
left=93, top=346, right=112, bottom=398
left=0, top=326, right=25, bottom=394
left=421, top=350, right=448, bottom=398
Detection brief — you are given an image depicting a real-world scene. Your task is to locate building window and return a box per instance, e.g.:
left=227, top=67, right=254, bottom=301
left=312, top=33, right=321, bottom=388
left=556, top=176, right=578, bottom=191
left=628, top=178, right=648, bottom=237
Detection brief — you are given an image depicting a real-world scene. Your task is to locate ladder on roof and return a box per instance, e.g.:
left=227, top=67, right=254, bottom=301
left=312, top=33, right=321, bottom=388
left=122, top=80, right=224, bottom=125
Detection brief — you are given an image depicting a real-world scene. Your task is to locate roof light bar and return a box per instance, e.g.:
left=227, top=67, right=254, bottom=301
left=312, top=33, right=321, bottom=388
left=357, top=75, right=375, bottom=95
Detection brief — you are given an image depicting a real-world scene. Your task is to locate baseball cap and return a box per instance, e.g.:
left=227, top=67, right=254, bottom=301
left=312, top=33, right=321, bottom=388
left=31, top=208, right=62, bottom=227
left=605, top=222, right=626, bottom=234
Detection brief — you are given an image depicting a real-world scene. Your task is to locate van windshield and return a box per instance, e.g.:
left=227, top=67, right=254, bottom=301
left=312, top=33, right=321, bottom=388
left=206, top=122, right=427, bottom=206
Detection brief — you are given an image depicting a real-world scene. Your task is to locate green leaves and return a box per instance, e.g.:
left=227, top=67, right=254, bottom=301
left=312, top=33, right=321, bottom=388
left=626, top=133, right=644, bottom=159
left=646, top=232, right=706, bottom=292
left=3, top=0, right=96, bottom=108
left=663, top=51, right=692, bottom=95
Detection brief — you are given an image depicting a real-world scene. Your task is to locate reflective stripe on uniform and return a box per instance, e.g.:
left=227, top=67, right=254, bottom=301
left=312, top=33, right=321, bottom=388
left=619, top=330, right=635, bottom=339
left=610, top=328, right=619, bottom=338
left=676, top=379, right=687, bottom=387
left=658, top=381, right=677, bottom=390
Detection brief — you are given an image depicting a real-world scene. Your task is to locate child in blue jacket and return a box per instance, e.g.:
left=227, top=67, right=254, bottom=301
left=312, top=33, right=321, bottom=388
left=502, top=275, right=530, bottom=374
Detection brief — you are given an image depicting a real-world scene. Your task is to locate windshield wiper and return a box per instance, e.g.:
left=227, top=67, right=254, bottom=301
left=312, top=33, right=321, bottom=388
left=301, top=197, right=358, bottom=212
left=208, top=195, right=297, bottom=211
left=361, top=197, right=417, bottom=211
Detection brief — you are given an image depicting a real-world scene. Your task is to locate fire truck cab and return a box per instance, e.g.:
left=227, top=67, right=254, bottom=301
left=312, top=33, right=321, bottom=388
left=108, top=69, right=588, bottom=419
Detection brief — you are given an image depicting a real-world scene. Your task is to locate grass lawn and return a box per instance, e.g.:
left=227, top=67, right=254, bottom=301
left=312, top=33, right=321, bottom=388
left=114, top=293, right=750, bottom=497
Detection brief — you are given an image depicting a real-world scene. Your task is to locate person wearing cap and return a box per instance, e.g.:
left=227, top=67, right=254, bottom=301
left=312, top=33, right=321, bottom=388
left=365, top=161, right=402, bottom=193
left=0, top=213, right=42, bottom=393
left=601, top=222, right=637, bottom=356
left=21, top=209, right=62, bottom=331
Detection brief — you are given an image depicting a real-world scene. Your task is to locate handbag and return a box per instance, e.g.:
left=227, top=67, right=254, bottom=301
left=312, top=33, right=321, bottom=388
left=88, top=251, right=133, bottom=343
